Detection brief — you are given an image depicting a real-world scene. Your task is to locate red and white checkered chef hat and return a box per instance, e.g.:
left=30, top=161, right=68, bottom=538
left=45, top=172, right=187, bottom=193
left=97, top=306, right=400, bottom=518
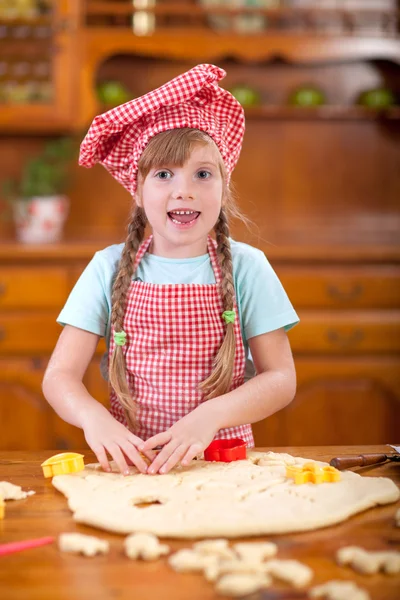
left=79, top=64, right=245, bottom=195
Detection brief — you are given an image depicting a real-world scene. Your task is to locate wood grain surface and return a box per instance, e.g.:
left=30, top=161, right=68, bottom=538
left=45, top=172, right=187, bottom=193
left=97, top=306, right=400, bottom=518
left=0, top=446, right=399, bottom=600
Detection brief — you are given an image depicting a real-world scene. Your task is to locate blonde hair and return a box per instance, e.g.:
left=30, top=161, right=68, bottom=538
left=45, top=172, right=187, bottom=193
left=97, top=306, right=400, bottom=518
left=109, top=128, right=247, bottom=431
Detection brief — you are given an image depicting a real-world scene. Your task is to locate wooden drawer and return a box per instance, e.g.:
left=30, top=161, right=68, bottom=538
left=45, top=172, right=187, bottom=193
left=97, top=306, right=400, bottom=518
left=0, top=313, right=107, bottom=354
left=288, top=310, right=400, bottom=354
left=278, top=266, right=400, bottom=309
left=0, top=267, right=69, bottom=310
left=0, top=313, right=62, bottom=354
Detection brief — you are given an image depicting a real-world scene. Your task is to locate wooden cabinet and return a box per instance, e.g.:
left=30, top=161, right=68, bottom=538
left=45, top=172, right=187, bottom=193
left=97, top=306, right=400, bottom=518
left=253, top=356, right=400, bottom=446
left=0, top=2, right=399, bottom=449
left=0, top=2, right=81, bottom=133
left=0, top=248, right=108, bottom=450
left=253, top=261, right=400, bottom=446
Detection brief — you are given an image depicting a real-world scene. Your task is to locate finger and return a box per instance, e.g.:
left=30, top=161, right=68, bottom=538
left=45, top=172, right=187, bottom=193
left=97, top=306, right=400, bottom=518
left=92, top=445, right=111, bottom=472
left=119, top=441, right=149, bottom=474
left=140, top=431, right=172, bottom=452
left=106, top=444, right=130, bottom=476
left=147, top=440, right=180, bottom=475
left=158, top=444, right=189, bottom=475
left=128, top=434, right=156, bottom=462
left=181, top=443, right=203, bottom=467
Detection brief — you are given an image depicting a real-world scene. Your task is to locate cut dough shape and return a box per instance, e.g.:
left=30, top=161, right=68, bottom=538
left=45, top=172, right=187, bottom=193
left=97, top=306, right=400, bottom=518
left=58, top=533, right=109, bottom=557
left=168, top=549, right=219, bottom=573
left=265, top=558, right=313, bottom=587
left=0, top=481, right=35, bottom=500
left=336, top=546, right=400, bottom=575
left=309, top=580, right=370, bottom=600
left=124, top=532, right=169, bottom=560
left=233, top=541, right=277, bottom=562
left=204, top=558, right=270, bottom=583
left=193, top=539, right=235, bottom=560
left=215, top=573, right=270, bottom=597
left=51, top=451, right=399, bottom=538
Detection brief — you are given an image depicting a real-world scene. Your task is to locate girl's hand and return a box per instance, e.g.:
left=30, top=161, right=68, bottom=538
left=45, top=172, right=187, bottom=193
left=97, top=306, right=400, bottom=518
left=81, top=406, right=154, bottom=475
left=139, top=406, right=219, bottom=474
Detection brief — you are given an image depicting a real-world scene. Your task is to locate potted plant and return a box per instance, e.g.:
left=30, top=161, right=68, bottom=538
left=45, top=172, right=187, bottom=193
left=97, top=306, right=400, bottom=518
left=2, top=137, right=76, bottom=244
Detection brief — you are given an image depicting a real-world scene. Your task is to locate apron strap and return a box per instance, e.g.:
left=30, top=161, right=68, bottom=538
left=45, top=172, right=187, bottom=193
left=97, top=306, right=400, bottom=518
left=133, top=235, right=153, bottom=272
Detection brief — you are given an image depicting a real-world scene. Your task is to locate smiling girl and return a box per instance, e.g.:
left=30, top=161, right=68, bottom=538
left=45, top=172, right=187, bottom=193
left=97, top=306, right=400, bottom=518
left=42, top=64, right=299, bottom=476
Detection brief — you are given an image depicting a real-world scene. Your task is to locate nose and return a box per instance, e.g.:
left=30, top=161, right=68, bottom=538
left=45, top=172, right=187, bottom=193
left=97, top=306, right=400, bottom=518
left=171, top=174, right=195, bottom=201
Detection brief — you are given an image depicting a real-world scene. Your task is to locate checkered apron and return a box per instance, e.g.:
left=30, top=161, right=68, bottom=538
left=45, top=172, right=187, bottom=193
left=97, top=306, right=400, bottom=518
left=109, top=235, right=254, bottom=447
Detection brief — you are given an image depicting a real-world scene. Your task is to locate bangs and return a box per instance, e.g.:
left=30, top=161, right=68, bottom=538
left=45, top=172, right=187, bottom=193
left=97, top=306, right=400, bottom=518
left=137, top=128, right=224, bottom=180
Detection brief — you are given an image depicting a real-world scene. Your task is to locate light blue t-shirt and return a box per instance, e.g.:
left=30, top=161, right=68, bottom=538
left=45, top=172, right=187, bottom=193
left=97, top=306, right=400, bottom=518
left=57, top=239, right=299, bottom=378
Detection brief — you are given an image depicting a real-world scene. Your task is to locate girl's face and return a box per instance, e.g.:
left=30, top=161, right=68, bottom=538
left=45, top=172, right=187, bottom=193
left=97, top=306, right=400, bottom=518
left=136, top=143, right=224, bottom=258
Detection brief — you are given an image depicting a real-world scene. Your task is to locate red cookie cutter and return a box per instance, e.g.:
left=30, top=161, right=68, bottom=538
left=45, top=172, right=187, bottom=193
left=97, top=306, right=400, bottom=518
left=204, top=438, right=247, bottom=462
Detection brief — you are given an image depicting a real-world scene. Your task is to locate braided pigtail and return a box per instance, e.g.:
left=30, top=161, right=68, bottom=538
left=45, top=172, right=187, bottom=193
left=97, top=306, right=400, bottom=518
left=199, top=208, right=236, bottom=400
left=109, top=206, right=147, bottom=431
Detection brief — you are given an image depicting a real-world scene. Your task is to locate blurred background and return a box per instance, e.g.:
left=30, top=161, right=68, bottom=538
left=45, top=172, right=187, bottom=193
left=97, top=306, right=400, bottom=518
left=0, top=0, right=399, bottom=451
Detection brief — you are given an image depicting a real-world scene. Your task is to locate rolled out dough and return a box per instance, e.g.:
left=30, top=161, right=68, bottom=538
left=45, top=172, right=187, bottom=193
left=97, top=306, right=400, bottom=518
left=51, top=451, right=399, bottom=539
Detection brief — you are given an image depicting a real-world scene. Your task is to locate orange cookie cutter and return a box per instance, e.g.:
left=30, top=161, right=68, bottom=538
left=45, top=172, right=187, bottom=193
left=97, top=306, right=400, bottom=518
left=204, top=439, right=247, bottom=462
left=0, top=496, right=4, bottom=519
left=41, top=452, right=85, bottom=478
left=286, top=461, right=341, bottom=484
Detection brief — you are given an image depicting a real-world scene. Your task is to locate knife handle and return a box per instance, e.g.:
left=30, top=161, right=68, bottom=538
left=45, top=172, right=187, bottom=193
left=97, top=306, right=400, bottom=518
left=330, top=453, right=388, bottom=470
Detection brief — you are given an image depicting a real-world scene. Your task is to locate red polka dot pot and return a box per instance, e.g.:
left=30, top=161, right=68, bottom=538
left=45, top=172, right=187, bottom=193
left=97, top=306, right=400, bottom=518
left=13, top=196, right=69, bottom=244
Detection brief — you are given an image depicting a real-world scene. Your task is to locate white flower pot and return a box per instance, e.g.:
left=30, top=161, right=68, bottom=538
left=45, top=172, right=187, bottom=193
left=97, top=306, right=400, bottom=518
left=13, top=195, right=69, bottom=244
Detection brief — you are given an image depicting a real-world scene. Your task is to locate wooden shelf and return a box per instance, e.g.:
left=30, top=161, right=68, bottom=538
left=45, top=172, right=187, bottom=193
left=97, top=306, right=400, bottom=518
left=0, top=239, right=399, bottom=264
left=85, top=3, right=399, bottom=35
left=85, top=29, right=400, bottom=66
left=244, top=106, right=400, bottom=120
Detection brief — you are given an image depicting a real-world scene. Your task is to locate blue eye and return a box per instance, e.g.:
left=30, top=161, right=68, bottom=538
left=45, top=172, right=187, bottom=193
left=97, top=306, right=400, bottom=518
left=197, top=170, right=211, bottom=179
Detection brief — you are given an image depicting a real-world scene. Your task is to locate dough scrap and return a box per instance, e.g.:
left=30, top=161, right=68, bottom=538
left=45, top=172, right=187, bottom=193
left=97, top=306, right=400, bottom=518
left=168, top=548, right=219, bottom=573
left=58, top=533, right=109, bottom=557
left=124, top=532, right=169, bottom=560
left=51, top=451, right=399, bottom=538
left=336, top=546, right=400, bottom=575
left=233, top=541, right=277, bottom=562
left=309, top=580, right=370, bottom=600
left=0, top=481, right=35, bottom=500
left=215, top=573, right=270, bottom=597
left=265, top=558, right=313, bottom=587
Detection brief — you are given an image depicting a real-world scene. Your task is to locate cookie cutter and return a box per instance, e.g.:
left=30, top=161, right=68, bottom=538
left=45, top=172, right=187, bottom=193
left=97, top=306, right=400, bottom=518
left=286, top=461, right=341, bottom=485
left=204, top=438, right=247, bottom=462
left=0, top=496, right=4, bottom=519
left=41, top=452, right=85, bottom=478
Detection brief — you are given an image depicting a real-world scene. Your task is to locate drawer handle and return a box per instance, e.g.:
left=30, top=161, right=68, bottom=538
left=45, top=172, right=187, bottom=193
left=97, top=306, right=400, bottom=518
left=0, top=282, right=6, bottom=297
left=327, top=329, right=364, bottom=347
left=326, top=283, right=363, bottom=302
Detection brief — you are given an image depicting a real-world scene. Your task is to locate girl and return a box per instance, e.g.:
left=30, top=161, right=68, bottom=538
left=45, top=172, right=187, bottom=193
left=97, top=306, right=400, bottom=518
left=42, top=64, right=298, bottom=476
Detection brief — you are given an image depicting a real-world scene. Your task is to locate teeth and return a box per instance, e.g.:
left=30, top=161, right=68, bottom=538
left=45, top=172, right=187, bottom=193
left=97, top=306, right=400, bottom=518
left=170, top=210, right=196, bottom=215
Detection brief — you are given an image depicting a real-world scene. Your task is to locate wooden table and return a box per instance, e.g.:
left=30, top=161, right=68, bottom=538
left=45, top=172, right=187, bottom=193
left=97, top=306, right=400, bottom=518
left=1, top=446, right=399, bottom=600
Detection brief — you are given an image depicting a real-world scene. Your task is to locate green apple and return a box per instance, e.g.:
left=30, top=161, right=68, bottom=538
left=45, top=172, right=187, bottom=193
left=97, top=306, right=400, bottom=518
left=96, top=81, right=131, bottom=107
left=289, top=86, right=326, bottom=107
left=357, top=88, right=396, bottom=109
left=229, top=85, right=262, bottom=107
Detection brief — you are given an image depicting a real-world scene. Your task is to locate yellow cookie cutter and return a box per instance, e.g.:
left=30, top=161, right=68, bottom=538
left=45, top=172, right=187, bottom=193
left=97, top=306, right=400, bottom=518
left=286, top=461, right=340, bottom=485
left=41, top=452, right=85, bottom=478
left=0, top=496, right=4, bottom=519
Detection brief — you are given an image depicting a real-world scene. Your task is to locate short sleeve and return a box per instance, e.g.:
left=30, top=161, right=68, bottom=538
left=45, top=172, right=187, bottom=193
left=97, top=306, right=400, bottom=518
left=232, top=242, right=299, bottom=342
left=57, top=250, right=116, bottom=337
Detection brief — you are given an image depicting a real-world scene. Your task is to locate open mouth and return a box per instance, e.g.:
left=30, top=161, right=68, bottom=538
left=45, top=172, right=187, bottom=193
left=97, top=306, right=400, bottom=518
left=167, top=210, right=201, bottom=225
